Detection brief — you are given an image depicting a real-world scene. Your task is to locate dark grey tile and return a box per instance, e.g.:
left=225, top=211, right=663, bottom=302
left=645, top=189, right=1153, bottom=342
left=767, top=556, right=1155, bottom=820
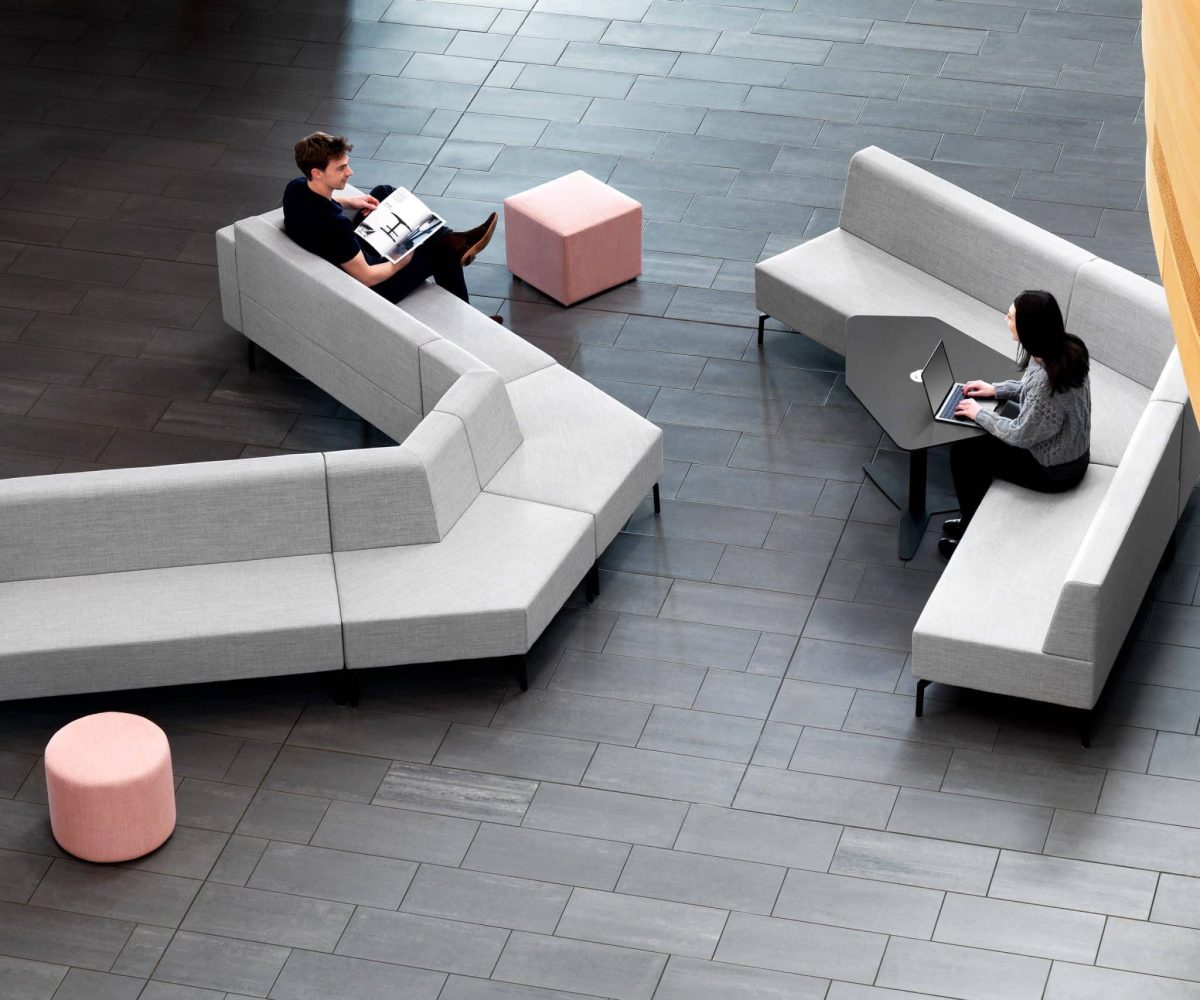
left=270, top=949, right=445, bottom=1000
left=0, top=899, right=133, bottom=972
left=184, top=882, right=355, bottom=950
left=462, top=823, right=630, bottom=891
left=30, top=860, right=199, bottom=927
left=373, top=760, right=536, bottom=823
left=492, top=931, right=666, bottom=999
left=153, top=930, right=288, bottom=996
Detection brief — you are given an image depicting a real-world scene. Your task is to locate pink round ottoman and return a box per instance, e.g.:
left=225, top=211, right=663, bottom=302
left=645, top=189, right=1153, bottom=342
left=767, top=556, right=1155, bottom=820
left=44, top=712, right=176, bottom=863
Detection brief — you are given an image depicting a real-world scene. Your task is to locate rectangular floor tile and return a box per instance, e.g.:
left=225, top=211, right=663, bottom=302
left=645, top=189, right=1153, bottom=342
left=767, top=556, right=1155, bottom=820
left=556, top=887, right=726, bottom=959
left=715, top=911, right=885, bottom=983
left=617, top=844, right=785, bottom=914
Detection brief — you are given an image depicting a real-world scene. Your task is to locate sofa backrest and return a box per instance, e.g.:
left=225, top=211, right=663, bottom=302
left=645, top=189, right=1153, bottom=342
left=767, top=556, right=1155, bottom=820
left=1044, top=399, right=1182, bottom=666
left=841, top=147, right=1092, bottom=316
left=431, top=370, right=523, bottom=486
left=0, top=454, right=332, bottom=584
left=234, top=212, right=436, bottom=418
left=1066, top=259, right=1175, bottom=390
left=1152, top=348, right=1200, bottom=515
left=419, top=337, right=491, bottom=412
left=326, top=412, right=480, bottom=551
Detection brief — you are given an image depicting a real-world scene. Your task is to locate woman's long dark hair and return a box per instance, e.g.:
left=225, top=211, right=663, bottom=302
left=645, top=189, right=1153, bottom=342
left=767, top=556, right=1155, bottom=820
left=1013, top=289, right=1089, bottom=394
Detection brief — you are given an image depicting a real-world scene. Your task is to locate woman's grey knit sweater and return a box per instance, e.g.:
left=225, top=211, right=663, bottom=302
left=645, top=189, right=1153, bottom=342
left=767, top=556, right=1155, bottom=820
left=972, top=361, right=1090, bottom=467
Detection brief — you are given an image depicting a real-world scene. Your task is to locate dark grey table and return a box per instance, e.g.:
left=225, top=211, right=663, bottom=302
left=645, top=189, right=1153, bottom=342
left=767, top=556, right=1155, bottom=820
left=845, top=316, right=1019, bottom=560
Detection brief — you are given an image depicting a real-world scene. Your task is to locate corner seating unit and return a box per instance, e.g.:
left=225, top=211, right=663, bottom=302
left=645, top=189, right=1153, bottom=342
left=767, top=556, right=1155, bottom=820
left=0, top=200, right=662, bottom=704
left=756, top=146, right=1198, bottom=739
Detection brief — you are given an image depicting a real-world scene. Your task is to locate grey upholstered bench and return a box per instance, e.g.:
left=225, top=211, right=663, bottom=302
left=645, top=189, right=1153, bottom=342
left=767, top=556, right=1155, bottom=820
left=756, top=146, right=1197, bottom=740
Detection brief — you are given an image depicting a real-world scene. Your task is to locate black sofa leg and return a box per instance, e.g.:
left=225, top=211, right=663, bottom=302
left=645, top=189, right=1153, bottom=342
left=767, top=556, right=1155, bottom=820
left=585, top=560, right=600, bottom=602
left=1078, top=707, right=1092, bottom=749
left=334, top=669, right=359, bottom=707
left=915, top=678, right=930, bottom=717
left=512, top=654, right=528, bottom=692
left=247, top=339, right=257, bottom=372
left=361, top=420, right=371, bottom=447
left=757, top=313, right=767, bottom=346
left=653, top=483, right=661, bottom=515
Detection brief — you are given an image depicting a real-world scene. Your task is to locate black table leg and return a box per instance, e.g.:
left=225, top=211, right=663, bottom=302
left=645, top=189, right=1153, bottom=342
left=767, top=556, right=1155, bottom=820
left=862, top=449, right=952, bottom=561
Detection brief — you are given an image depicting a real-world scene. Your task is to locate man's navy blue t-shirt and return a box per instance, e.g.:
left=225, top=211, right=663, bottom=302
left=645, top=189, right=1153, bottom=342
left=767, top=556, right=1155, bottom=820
left=281, top=177, right=361, bottom=266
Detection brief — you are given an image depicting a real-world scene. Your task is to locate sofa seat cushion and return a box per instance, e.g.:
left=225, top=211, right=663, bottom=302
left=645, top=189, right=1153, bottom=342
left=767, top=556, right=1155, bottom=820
left=335, top=492, right=593, bottom=669
left=402, top=284, right=555, bottom=384
left=485, top=365, right=664, bottom=552
left=912, top=465, right=1116, bottom=707
left=756, top=229, right=1013, bottom=358
left=0, top=555, right=344, bottom=701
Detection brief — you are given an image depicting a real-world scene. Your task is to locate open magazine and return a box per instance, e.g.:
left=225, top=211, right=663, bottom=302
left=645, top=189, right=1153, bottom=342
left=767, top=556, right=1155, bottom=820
left=354, top=188, right=445, bottom=262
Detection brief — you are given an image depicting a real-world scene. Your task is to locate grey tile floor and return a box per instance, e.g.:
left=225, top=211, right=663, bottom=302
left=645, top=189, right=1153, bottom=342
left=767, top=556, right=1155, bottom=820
left=2, top=0, right=1198, bottom=998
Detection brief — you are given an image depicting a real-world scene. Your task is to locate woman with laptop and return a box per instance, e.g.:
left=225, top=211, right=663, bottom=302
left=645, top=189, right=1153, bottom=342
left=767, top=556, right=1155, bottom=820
left=940, top=289, right=1091, bottom=558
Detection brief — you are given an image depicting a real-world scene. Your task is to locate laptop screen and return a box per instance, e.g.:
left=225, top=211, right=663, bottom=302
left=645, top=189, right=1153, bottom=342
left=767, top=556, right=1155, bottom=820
left=921, top=340, right=955, bottom=415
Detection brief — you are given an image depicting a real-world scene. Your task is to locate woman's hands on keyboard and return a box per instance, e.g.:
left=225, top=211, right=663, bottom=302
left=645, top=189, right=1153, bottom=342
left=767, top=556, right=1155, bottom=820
left=962, top=380, right=995, bottom=398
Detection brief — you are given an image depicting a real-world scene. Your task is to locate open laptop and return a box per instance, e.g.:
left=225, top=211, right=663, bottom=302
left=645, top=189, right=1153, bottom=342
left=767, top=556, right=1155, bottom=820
left=921, top=340, right=975, bottom=424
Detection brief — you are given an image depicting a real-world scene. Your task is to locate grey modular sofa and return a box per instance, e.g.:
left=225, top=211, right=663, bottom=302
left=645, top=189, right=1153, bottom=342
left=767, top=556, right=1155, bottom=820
left=0, top=197, right=661, bottom=704
left=756, top=146, right=1198, bottom=735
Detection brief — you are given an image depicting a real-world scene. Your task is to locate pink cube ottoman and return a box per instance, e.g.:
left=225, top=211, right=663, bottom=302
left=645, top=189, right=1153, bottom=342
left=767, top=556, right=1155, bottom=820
left=44, top=712, right=176, bottom=863
left=504, top=170, right=642, bottom=306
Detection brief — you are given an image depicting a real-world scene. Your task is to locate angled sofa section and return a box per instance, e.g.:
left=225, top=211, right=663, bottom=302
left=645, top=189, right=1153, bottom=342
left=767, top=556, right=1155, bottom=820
left=0, top=455, right=344, bottom=701
left=755, top=145, right=1193, bottom=734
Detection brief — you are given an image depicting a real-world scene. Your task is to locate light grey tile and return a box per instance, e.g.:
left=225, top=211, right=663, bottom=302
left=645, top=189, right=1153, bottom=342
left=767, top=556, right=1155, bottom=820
left=336, top=907, right=508, bottom=977
left=463, top=823, right=630, bottom=890
left=521, top=783, right=685, bottom=847
left=775, top=868, right=942, bottom=937
left=549, top=647, right=707, bottom=708
left=788, top=728, right=950, bottom=790
left=1044, top=810, right=1200, bottom=878
left=491, top=689, right=649, bottom=747
left=311, top=800, right=478, bottom=866
left=491, top=931, right=666, bottom=1000
left=30, top=860, right=198, bottom=927
left=990, top=849, right=1156, bottom=918
left=675, top=803, right=842, bottom=870
left=935, top=892, right=1103, bottom=963
left=695, top=670, right=783, bottom=720
left=1151, top=874, right=1200, bottom=930
left=660, top=580, right=814, bottom=634
left=714, top=911, right=886, bottom=983
left=583, top=744, right=745, bottom=806
left=433, top=723, right=596, bottom=784
left=1098, top=917, right=1200, bottom=981
left=887, top=787, right=1053, bottom=853
left=605, top=615, right=759, bottom=671
left=269, top=949, right=445, bottom=1000
left=654, top=955, right=828, bottom=1000
left=769, top=679, right=855, bottom=729
left=639, top=705, right=762, bottom=763
left=843, top=690, right=999, bottom=750
left=402, top=865, right=570, bottom=934
left=618, top=844, right=784, bottom=914
left=1098, top=770, right=1200, bottom=828
left=735, top=764, right=896, bottom=828
left=555, top=886, right=726, bottom=959
left=247, top=842, right=415, bottom=908
left=831, top=828, right=997, bottom=894
left=942, top=748, right=1105, bottom=811
left=876, top=937, right=1049, bottom=1000
left=153, top=931, right=288, bottom=996
left=181, top=882, right=353, bottom=951
left=1043, top=963, right=1200, bottom=1000
left=372, top=760, right=536, bottom=824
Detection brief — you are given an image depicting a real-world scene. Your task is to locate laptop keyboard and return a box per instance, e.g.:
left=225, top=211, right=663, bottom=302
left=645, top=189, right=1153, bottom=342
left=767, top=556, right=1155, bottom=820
left=937, top=384, right=969, bottom=421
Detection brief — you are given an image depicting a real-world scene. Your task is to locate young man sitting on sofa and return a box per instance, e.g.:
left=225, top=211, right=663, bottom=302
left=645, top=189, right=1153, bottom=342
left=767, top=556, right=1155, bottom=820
left=283, top=131, right=499, bottom=317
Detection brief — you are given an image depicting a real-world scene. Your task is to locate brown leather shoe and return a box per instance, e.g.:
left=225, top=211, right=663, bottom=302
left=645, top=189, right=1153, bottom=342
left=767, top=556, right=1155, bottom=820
left=447, top=212, right=497, bottom=267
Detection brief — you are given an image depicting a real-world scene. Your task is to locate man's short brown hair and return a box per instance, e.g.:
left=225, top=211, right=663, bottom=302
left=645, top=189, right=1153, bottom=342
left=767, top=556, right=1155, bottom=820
left=294, top=132, right=353, bottom=179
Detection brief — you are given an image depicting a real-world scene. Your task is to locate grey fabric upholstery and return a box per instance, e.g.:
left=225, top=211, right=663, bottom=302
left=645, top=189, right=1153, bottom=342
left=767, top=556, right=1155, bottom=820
left=336, top=493, right=593, bottom=669
left=755, top=146, right=1187, bottom=715
left=487, top=365, right=664, bottom=551
left=0, top=453, right=331, bottom=584
left=1044, top=401, right=1182, bottom=668
left=432, top=370, right=524, bottom=486
left=1068, top=258, right=1175, bottom=390
left=325, top=446, right=439, bottom=552
left=215, top=224, right=240, bottom=332
left=404, top=411, right=481, bottom=539
left=0, top=555, right=344, bottom=700
left=419, top=338, right=491, bottom=413
left=403, top=284, right=555, bottom=383
left=840, top=147, right=1091, bottom=314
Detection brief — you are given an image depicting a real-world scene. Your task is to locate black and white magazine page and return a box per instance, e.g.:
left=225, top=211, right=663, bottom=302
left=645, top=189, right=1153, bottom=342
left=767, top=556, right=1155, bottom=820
left=354, top=188, right=445, bottom=262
